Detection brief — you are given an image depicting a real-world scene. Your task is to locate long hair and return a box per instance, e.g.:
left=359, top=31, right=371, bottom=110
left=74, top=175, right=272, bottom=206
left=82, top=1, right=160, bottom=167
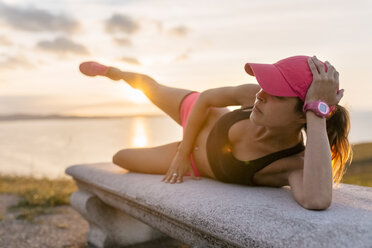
left=295, top=99, right=353, bottom=186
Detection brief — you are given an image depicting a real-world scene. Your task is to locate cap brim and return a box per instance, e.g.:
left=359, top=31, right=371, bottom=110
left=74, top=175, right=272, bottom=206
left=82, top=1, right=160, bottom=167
left=244, top=62, right=297, bottom=97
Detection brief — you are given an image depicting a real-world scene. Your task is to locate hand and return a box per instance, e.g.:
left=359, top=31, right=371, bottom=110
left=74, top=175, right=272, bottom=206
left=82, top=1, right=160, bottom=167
left=161, top=151, right=200, bottom=184
left=305, top=56, right=344, bottom=106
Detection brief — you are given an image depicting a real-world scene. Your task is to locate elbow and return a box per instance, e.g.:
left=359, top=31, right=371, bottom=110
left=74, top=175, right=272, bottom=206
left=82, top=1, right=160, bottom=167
left=199, top=89, right=217, bottom=109
left=301, top=186, right=333, bottom=210
left=302, top=198, right=332, bottom=210
left=199, top=90, right=210, bottom=107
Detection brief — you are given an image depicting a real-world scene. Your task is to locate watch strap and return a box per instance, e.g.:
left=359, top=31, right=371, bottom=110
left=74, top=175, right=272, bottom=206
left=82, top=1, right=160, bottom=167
left=303, top=100, right=334, bottom=117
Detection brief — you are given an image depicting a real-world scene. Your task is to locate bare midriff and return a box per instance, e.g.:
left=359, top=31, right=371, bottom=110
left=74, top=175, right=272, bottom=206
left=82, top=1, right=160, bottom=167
left=190, top=107, right=230, bottom=179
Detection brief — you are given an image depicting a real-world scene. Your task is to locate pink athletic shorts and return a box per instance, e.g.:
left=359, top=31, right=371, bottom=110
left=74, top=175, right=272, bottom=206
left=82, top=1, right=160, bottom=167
left=179, top=91, right=202, bottom=177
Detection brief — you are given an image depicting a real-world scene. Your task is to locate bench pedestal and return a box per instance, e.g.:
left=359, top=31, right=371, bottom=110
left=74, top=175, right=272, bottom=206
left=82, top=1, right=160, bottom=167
left=70, top=189, right=167, bottom=247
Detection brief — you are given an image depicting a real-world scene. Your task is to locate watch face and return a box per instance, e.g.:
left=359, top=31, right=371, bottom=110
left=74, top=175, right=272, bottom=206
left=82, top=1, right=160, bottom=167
left=319, top=102, right=329, bottom=114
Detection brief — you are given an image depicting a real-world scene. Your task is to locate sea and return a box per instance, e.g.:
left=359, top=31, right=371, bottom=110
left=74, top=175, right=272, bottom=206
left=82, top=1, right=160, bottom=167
left=0, top=111, right=371, bottom=179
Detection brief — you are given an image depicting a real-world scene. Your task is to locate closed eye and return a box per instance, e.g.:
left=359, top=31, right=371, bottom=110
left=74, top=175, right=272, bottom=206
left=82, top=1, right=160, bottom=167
left=274, top=96, right=285, bottom=100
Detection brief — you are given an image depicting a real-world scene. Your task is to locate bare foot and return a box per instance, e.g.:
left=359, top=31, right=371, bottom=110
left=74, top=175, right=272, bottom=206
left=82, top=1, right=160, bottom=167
left=79, top=61, right=125, bottom=82
left=79, top=61, right=147, bottom=88
left=79, top=61, right=109, bottom=77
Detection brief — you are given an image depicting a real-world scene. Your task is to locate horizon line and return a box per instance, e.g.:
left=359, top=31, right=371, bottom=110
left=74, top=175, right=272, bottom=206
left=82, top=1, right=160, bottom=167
left=0, top=113, right=166, bottom=121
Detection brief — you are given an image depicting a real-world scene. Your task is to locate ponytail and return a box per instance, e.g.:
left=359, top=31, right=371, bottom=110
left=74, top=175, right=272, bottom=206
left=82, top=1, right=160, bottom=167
left=325, top=105, right=353, bottom=185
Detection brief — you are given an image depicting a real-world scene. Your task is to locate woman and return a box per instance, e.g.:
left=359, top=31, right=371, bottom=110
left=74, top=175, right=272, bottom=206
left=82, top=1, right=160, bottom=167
left=79, top=55, right=352, bottom=210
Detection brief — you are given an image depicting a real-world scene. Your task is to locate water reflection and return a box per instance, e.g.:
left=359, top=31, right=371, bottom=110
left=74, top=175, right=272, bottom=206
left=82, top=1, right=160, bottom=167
left=0, top=113, right=370, bottom=178
left=131, top=117, right=148, bottom=147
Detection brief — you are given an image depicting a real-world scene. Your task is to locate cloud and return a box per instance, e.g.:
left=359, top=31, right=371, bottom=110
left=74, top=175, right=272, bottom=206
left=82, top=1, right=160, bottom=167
left=114, top=37, right=133, bottom=46
left=167, top=25, right=190, bottom=37
left=37, top=37, right=89, bottom=55
left=153, top=20, right=163, bottom=33
left=120, top=56, right=141, bottom=65
left=0, top=35, right=12, bottom=46
left=105, top=14, right=140, bottom=34
left=0, top=2, right=80, bottom=33
left=0, top=54, right=34, bottom=70
left=174, top=48, right=192, bottom=62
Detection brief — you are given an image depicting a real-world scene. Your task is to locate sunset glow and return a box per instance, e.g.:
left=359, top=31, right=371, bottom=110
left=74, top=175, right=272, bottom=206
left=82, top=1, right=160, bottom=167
left=0, top=0, right=371, bottom=116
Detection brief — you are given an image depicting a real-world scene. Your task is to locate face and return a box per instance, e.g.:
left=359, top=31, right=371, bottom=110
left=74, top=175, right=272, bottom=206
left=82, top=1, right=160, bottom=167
left=251, top=89, right=305, bottom=128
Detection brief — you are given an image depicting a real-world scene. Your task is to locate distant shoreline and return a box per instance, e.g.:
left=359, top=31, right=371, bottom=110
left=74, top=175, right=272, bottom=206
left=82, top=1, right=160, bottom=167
left=0, top=114, right=165, bottom=121
left=1, top=114, right=371, bottom=146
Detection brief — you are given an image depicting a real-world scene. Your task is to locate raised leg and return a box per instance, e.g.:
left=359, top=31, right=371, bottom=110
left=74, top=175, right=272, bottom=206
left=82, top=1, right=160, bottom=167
left=79, top=61, right=196, bottom=126
left=108, top=67, right=195, bottom=126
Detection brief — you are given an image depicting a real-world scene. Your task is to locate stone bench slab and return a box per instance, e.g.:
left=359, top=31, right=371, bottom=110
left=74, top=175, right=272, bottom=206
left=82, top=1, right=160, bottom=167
left=65, top=162, right=372, bottom=248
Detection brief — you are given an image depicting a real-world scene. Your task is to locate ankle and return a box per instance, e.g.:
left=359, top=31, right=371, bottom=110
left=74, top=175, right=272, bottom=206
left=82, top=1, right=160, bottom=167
left=106, top=67, right=122, bottom=81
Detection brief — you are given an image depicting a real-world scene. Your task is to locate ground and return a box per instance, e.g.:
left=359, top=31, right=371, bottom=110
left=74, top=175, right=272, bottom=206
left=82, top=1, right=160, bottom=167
left=0, top=194, right=189, bottom=248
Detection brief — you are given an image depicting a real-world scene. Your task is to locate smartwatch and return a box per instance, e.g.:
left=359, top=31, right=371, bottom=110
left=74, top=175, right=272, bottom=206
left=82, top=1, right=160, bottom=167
left=303, top=100, right=335, bottom=118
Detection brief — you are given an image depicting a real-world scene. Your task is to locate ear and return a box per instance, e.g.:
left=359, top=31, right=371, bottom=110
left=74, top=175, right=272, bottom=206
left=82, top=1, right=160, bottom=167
left=294, top=98, right=307, bottom=125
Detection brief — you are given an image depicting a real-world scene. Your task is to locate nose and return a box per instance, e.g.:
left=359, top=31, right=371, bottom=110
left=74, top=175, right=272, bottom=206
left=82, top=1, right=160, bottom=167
left=255, top=89, right=267, bottom=102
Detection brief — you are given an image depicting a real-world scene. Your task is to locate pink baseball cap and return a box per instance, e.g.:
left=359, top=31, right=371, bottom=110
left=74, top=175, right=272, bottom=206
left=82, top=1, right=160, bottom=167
left=244, top=55, right=339, bottom=107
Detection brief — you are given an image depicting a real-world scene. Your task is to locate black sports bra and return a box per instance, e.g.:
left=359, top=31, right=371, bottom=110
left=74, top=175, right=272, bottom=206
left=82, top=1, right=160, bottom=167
left=206, top=106, right=305, bottom=186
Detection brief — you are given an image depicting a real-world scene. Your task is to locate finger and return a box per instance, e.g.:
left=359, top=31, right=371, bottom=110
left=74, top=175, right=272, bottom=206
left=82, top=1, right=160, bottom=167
left=338, top=89, right=345, bottom=98
left=163, top=171, right=174, bottom=183
left=167, top=171, right=178, bottom=183
left=333, top=70, right=339, bottom=83
left=187, top=166, right=201, bottom=180
left=162, top=171, right=170, bottom=182
left=163, top=176, right=171, bottom=183
left=307, top=57, right=319, bottom=79
left=190, top=170, right=201, bottom=180
left=334, top=89, right=344, bottom=103
left=162, top=176, right=169, bottom=183
left=170, top=174, right=179, bottom=184
left=176, top=176, right=183, bottom=183
left=162, top=172, right=170, bottom=181
left=324, top=61, right=335, bottom=76
left=312, top=56, right=326, bottom=76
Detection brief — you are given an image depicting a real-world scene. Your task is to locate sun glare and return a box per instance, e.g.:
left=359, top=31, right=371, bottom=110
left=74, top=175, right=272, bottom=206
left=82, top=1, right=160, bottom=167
left=131, top=117, right=148, bottom=147
left=127, top=88, right=148, bottom=104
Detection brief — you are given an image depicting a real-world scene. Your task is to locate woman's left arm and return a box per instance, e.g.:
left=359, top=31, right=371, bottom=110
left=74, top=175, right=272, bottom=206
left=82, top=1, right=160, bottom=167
left=289, top=56, right=344, bottom=210
left=302, top=110, right=332, bottom=209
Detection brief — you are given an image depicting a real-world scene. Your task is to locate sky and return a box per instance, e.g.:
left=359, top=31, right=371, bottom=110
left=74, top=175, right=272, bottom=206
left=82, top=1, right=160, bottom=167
left=0, top=0, right=371, bottom=116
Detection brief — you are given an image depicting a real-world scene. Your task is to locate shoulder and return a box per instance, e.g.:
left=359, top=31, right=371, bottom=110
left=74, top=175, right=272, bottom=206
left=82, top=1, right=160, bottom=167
left=253, top=152, right=304, bottom=187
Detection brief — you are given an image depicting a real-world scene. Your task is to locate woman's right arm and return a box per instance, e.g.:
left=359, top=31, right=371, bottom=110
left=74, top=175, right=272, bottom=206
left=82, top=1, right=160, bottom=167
left=177, top=84, right=261, bottom=156
left=162, top=83, right=261, bottom=183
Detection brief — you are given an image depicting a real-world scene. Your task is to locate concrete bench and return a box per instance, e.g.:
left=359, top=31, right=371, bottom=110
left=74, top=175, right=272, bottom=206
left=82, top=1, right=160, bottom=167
left=65, top=162, right=372, bottom=248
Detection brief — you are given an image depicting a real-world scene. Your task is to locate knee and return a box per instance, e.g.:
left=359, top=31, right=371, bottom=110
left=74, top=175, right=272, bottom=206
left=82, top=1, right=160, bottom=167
left=112, top=149, right=127, bottom=167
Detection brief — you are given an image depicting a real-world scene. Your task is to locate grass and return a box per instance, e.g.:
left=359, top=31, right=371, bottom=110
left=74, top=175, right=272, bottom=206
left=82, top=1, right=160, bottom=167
left=338, top=141, right=372, bottom=187
left=341, top=158, right=372, bottom=187
left=0, top=175, right=77, bottom=222
left=350, top=143, right=372, bottom=161
left=342, top=172, right=372, bottom=187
